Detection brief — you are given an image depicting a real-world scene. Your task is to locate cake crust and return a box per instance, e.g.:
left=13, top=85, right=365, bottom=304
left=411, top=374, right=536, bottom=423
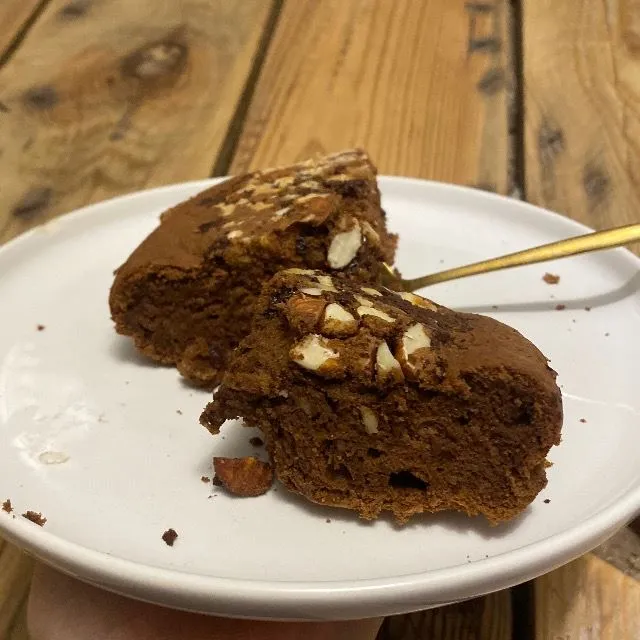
left=201, top=269, right=563, bottom=525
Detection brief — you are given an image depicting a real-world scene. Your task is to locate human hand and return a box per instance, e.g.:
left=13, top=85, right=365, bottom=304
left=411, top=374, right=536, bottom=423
left=27, top=564, right=383, bottom=640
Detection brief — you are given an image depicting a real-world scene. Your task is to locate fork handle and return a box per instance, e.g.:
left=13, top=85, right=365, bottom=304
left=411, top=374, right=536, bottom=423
left=404, top=223, right=640, bottom=292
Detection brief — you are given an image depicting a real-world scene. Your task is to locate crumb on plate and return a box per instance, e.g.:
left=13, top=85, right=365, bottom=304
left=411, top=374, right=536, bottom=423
left=162, top=528, right=178, bottom=547
left=543, top=273, right=560, bottom=285
left=2, top=499, right=12, bottom=514
left=22, top=511, right=46, bottom=526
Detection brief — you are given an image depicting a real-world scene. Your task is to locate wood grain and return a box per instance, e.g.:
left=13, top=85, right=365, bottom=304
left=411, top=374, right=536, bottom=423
left=524, top=0, right=640, bottom=229
left=230, top=0, right=511, bottom=194
left=535, top=554, right=640, bottom=640
left=525, top=5, right=640, bottom=632
left=0, top=0, right=276, bottom=244
left=379, top=592, right=511, bottom=640
left=0, top=0, right=47, bottom=57
left=0, top=541, right=34, bottom=640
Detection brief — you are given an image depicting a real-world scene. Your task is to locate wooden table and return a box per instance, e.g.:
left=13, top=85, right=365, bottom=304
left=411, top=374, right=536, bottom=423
left=0, top=1, right=638, bottom=638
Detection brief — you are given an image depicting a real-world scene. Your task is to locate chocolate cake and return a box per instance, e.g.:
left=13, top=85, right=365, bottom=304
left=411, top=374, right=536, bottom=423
left=109, top=150, right=397, bottom=387
left=201, top=269, right=563, bottom=524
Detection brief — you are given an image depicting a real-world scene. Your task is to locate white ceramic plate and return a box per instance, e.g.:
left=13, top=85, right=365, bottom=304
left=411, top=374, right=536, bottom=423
left=0, top=178, right=639, bottom=621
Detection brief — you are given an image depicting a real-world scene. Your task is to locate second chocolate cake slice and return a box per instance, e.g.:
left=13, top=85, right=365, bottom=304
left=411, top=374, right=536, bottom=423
left=201, top=269, right=563, bottom=525
left=109, top=149, right=396, bottom=386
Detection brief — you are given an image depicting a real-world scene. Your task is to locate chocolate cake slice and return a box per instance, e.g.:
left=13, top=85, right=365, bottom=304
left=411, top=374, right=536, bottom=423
left=201, top=269, right=563, bottom=524
left=109, top=150, right=397, bottom=386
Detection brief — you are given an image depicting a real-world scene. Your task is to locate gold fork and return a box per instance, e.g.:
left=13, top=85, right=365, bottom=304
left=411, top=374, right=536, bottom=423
left=381, top=223, right=640, bottom=292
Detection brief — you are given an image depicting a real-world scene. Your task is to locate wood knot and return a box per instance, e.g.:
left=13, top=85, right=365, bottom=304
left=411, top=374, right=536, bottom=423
left=477, top=67, right=505, bottom=96
left=12, top=187, right=52, bottom=219
left=58, top=0, right=91, bottom=19
left=538, top=120, right=564, bottom=157
left=22, top=85, right=59, bottom=110
left=121, top=41, right=187, bottom=82
left=583, top=163, right=610, bottom=210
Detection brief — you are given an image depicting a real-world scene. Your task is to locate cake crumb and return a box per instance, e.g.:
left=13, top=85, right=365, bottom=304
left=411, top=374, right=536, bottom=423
left=604, top=332, right=610, bottom=337
left=162, top=528, right=178, bottom=547
left=543, top=273, right=560, bottom=285
left=491, top=305, right=499, bottom=310
left=585, top=306, right=591, bottom=311
left=36, top=324, right=46, bottom=331
left=555, top=304, right=566, bottom=311
left=249, top=437, right=264, bottom=447
left=325, top=518, right=331, bottom=523
left=543, top=499, right=551, bottom=504
left=579, top=418, right=587, bottom=423
left=22, top=511, right=46, bottom=526
left=2, top=499, right=12, bottom=514
left=201, top=475, right=211, bottom=483
left=176, top=409, right=183, bottom=415
left=211, top=475, right=223, bottom=487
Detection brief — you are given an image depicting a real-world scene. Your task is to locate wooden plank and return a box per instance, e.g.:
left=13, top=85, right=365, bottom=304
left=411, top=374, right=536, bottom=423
left=0, top=0, right=46, bottom=57
left=230, top=0, right=511, bottom=196
left=525, top=4, right=640, bottom=637
left=593, top=525, right=640, bottom=580
left=378, top=592, right=512, bottom=640
left=5, top=596, right=28, bottom=640
left=0, top=542, right=34, bottom=640
left=535, top=554, right=640, bottom=640
left=524, top=0, right=640, bottom=228
left=0, top=0, right=276, bottom=244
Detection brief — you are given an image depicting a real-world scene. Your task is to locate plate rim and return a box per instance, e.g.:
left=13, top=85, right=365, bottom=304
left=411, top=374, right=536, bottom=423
left=1, top=175, right=639, bottom=619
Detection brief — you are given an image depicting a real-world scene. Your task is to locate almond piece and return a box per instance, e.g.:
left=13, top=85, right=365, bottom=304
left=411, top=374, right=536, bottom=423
left=290, top=334, right=341, bottom=375
left=357, top=306, right=395, bottom=323
left=286, top=295, right=327, bottom=331
left=360, top=407, right=379, bottom=434
left=315, top=274, right=338, bottom=292
left=398, top=291, right=438, bottom=312
left=300, top=287, right=323, bottom=296
left=361, top=287, right=382, bottom=297
left=284, top=268, right=317, bottom=275
left=376, top=341, right=404, bottom=383
left=361, top=220, right=380, bottom=245
left=354, top=294, right=373, bottom=308
left=213, top=457, right=274, bottom=497
left=327, top=219, right=361, bottom=269
left=321, top=303, right=358, bottom=336
left=397, top=323, right=431, bottom=371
